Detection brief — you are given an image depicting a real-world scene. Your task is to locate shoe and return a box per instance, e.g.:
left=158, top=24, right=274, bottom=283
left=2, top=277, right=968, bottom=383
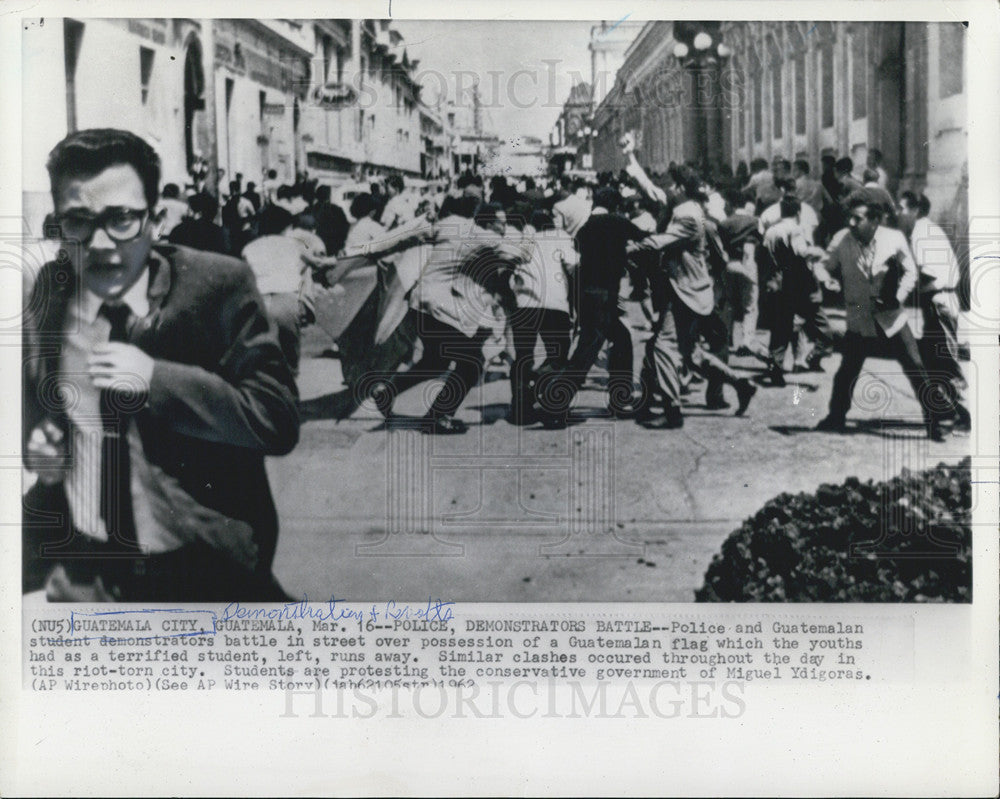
left=815, top=415, right=846, bottom=433
left=953, top=404, right=971, bottom=432
left=735, top=379, right=757, bottom=416
left=804, top=353, right=826, bottom=372
left=765, top=367, right=786, bottom=387
left=370, top=383, right=393, bottom=418
left=507, top=405, right=536, bottom=425
left=705, top=397, right=731, bottom=411
left=926, top=421, right=948, bottom=442
left=641, top=406, right=683, bottom=429
left=421, top=415, right=467, bottom=435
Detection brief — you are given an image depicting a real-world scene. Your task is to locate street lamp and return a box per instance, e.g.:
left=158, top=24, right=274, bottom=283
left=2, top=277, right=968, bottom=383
left=670, top=22, right=730, bottom=169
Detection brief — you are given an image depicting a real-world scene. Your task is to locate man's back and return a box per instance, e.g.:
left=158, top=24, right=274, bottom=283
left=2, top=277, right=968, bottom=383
left=575, top=212, right=646, bottom=294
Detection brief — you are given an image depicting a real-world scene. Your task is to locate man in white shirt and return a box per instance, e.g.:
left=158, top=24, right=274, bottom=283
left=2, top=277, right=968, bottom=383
left=813, top=189, right=953, bottom=440
left=759, top=176, right=820, bottom=242
left=898, top=191, right=970, bottom=431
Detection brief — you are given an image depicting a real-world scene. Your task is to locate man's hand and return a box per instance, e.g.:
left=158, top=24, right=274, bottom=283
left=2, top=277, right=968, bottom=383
left=87, top=343, right=155, bottom=392
left=822, top=278, right=841, bottom=292
left=25, top=419, right=66, bottom=484
left=619, top=131, right=636, bottom=156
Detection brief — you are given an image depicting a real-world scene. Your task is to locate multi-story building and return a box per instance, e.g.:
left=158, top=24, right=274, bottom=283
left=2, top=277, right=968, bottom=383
left=591, top=21, right=968, bottom=239
left=21, top=17, right=433, bottom=235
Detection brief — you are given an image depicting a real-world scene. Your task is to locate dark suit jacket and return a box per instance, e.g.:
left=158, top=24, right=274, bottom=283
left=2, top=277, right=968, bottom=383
left=23, top=244, right=300, bottom=575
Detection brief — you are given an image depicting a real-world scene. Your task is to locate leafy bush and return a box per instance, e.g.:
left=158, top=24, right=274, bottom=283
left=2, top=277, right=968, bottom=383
left=695, top=458, right=972, bottom=602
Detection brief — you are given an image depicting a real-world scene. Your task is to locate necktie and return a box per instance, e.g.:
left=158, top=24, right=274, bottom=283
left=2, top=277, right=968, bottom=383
left=98, top=302, right=140, bottom=553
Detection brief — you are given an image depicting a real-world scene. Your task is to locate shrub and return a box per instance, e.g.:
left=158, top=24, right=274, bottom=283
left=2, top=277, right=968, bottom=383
left=695, top=458, right=972, bottom=602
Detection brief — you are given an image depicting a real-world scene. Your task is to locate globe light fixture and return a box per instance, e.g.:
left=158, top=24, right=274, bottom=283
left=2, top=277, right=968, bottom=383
left=717, top=43, right=732, bottom=58
left=673, top=42, right=689, bottom=59
left=693, top=32, right=712, bottom=50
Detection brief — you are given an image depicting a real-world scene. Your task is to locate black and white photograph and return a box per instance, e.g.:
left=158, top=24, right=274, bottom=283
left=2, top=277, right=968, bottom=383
left=19, top=14, right=979, bottom=604
left=4, top=2, right=997, bottom=796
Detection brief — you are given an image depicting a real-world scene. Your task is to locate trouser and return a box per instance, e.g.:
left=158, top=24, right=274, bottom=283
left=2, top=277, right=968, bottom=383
left=767, top=285, right=834, bottom=369
left=385, top=312, right=489, bottom=419
left=539, top=289, right=633, bottom=412
left=641, top=282, right=746, bottom=410
left=509, top=307, right=571, bottom=416
left=919, top=291, right=967, bottom=414
left=827, top=326, right=953, bottom=425
left=726, top=258, right=765, bottom=353
left=263, top=292, right=302, bottom=374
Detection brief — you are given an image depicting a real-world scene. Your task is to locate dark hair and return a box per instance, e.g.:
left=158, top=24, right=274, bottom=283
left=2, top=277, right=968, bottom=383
left=162, top=183, right=180, bottom=199
left=674, top=165, right=704, bottom=201
left=530, top=209, right=554, bottom=231
left=793, top=159, right=809, bottom=176
left=386, top=174, right=405, bottom=193
left=350, top=193, right=377, bottom=220
left=900, top=191, right=931, bottom=217
left=845, top=189, right=884, bottom=219
left=868, top=148, right=883, bottom=163
left=47, top=128, right=162, bottom=210
left=821, top=154, right=836, bottom=168
left=593, top=186, right=621, bottom=212
left=779, top=195, right=801, bottom=219
left=259, top=205, right=294, bottom=235
left=450, top=194, right=479, bottom=219
left=776, top=176, right=796, bottom=194
left=267, top=169, right=278, bottom=179
left=862, top=168, right=880, bottom=184
left=276, top=184, right=295, bottom=201
left=473, top=202, right=505, bottom=229
left=749, top=158, right=768, bottom=173
left=189, top=191, right=218, bottom=221
left=523, top=177, right=536, bottom=191
left=229, top=181, right=241, bottom=194
left=835, top=157, right=854, bottom=174
left=725, top=188, right=747, bottom=210
left=294, top=212, right=317, bottom=231
left=315, top=184, right=332, bottom=202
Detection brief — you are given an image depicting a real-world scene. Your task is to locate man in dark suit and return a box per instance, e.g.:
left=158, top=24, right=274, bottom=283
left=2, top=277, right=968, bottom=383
left=23, top=128, right=300, bottom=601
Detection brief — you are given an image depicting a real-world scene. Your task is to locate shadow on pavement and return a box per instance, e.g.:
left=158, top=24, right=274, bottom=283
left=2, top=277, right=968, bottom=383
left=771, top=418, right=929, bottom=438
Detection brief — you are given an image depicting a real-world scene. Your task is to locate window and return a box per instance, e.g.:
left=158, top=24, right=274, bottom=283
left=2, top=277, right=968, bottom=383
left=820, top=43, right=834, bottom=128
left=939, top=22, right=965, bottom=98
left=771, top=63, right=782, bottom=139
left=851, top=29, right=867, bottom=120
left=64, top=19, right=85, bottom=132
left=751, top=53, right=763, bottom=143
left=794, top=54, right=806, bottom=135
left=140, top=46, right=155, bottom=105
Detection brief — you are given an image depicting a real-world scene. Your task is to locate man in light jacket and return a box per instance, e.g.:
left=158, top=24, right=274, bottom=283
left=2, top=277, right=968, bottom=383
left=813, top=189, right=953, bottom=440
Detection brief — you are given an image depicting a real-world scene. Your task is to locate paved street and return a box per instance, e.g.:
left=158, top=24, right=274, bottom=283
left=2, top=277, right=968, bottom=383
left=268, top=307, right=969, bottom=603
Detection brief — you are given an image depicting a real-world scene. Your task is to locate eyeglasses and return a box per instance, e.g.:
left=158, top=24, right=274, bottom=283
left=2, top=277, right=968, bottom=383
left=54, top=207, right=149, bottom=243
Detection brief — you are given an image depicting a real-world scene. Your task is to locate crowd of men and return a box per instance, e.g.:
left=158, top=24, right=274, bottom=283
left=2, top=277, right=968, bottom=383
left=22, top=127, right=970, bottom=602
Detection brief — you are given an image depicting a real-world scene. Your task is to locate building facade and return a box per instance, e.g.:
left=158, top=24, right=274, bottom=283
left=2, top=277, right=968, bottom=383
left=22, top=17, right=439, bottom=236
left=591, top=21, right=968, bottom=237
left=722, top=21, right=967, bottom=234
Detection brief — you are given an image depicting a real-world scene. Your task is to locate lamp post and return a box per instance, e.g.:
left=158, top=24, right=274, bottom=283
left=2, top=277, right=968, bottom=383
left=670, top=22, right=731, bottom=171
